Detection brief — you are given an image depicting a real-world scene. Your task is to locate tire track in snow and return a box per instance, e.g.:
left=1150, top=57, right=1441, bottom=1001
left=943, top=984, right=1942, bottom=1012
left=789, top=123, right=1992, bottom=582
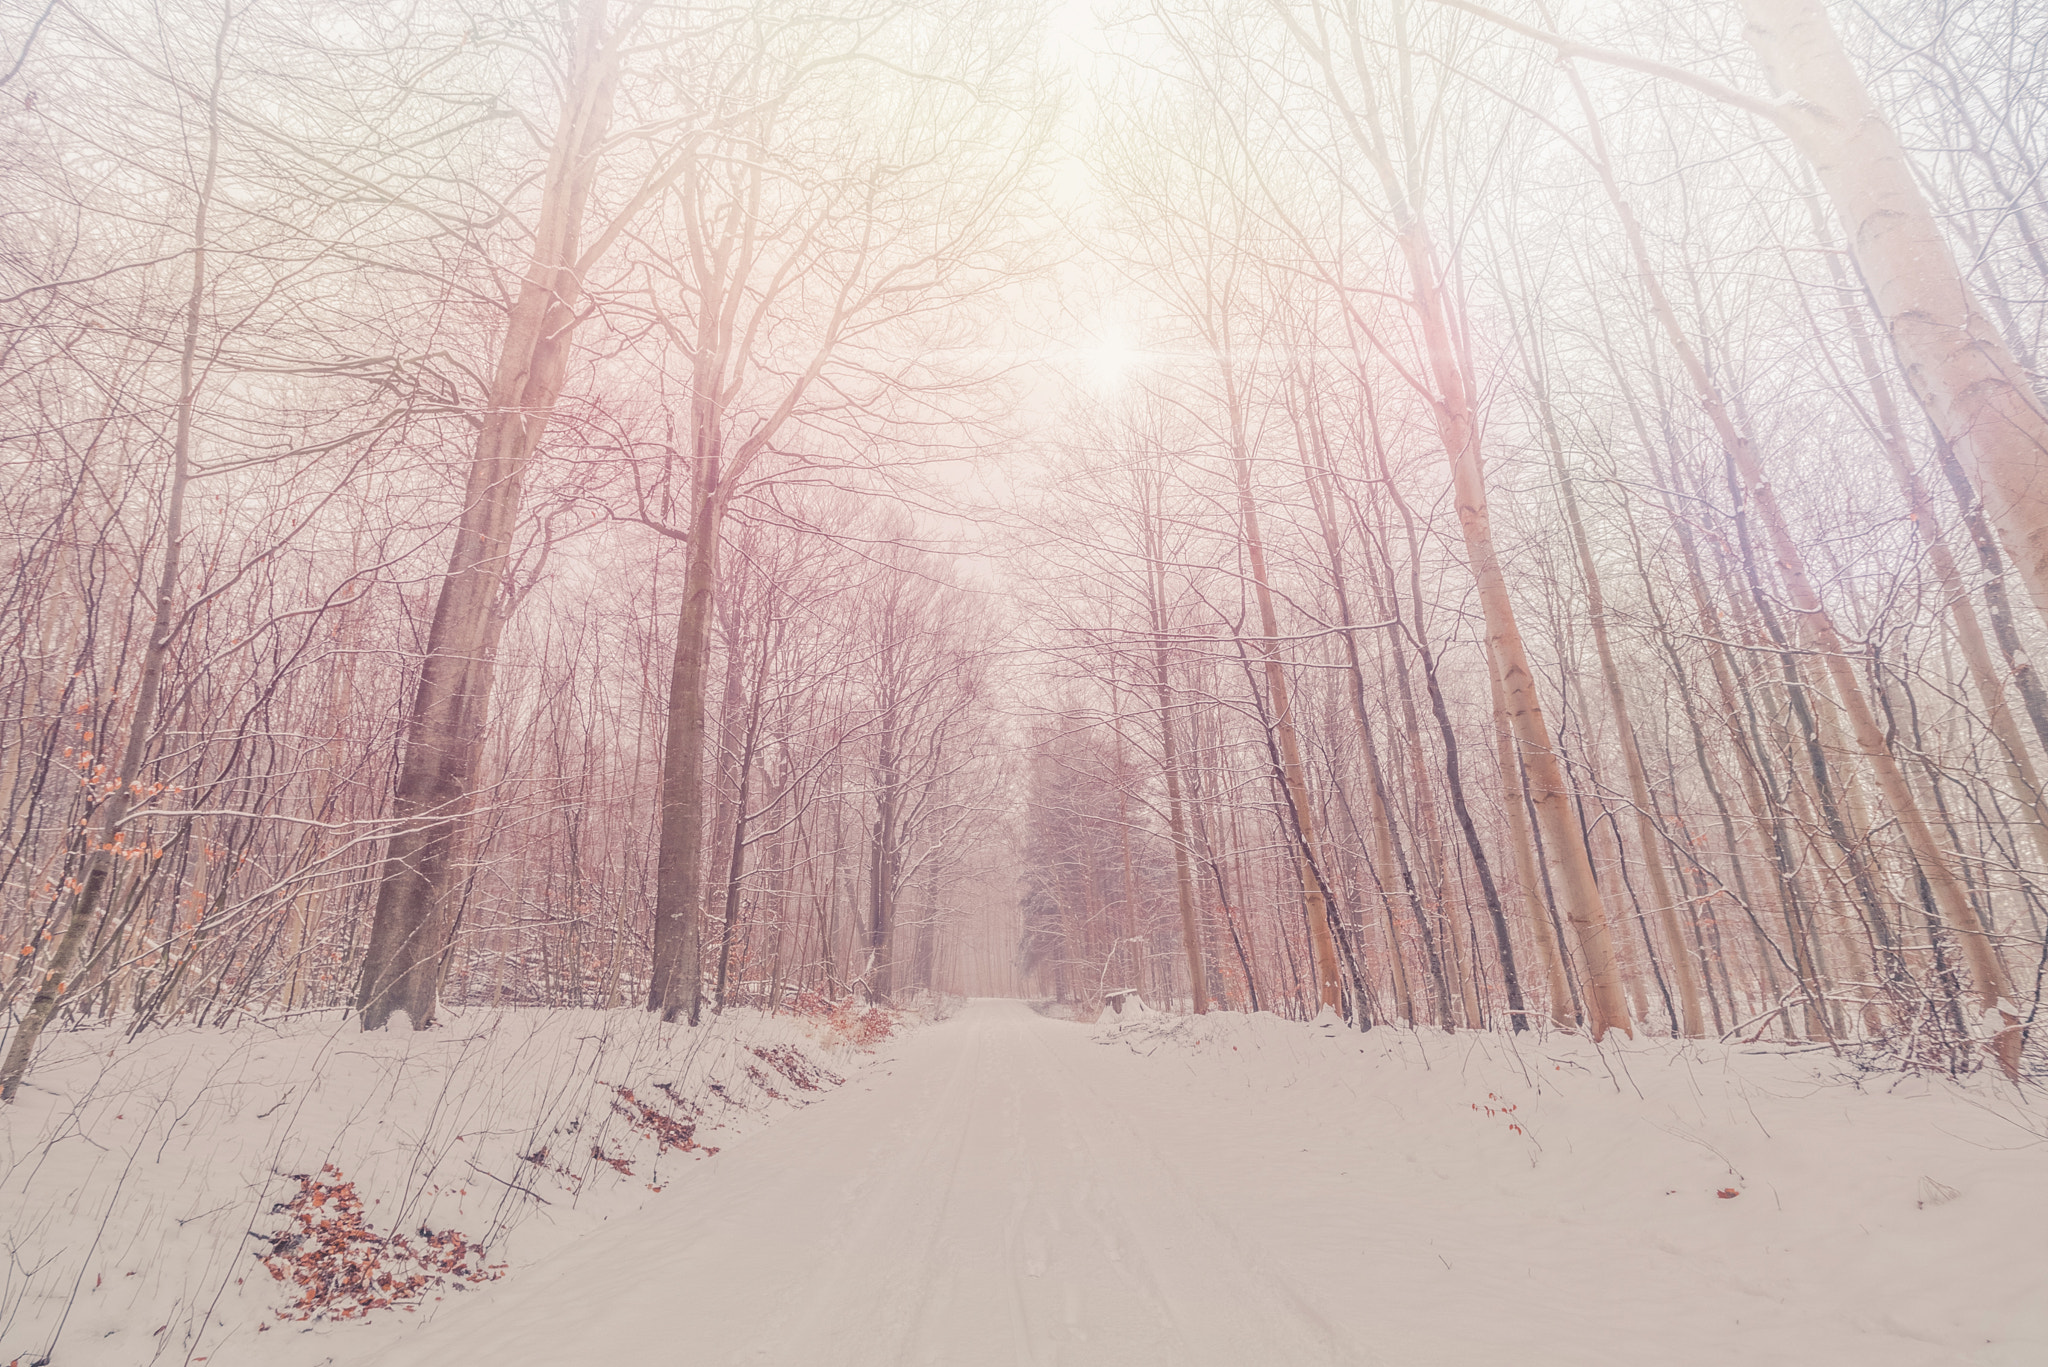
left=354, top=1000, right=1370, bottom=1367
left=1013, top=1010, right=1366, bottom=1365
left=736, top=1004, right=989, bottom=1364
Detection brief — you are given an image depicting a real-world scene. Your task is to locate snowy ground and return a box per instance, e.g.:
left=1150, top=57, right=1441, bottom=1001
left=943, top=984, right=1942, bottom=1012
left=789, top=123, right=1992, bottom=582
left=6, top=998, right=2045, bottom=1366
left=0, top=1000, right=904, bottom=1367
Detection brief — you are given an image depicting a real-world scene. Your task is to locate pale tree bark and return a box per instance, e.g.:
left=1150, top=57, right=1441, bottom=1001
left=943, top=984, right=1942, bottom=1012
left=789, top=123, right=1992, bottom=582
left=1521, top=332, right=1704, bottom=1036
left=1442, top=0, right=2048, bottom=643
left=1601, top=330, right=1818, bottom=1037
left=1485, top=637, right=1575, bottom=1028
left=1366, top=418, right=1527, bottom=1031
left=1292, top=373, right=1468, bottom=1025
left=1555, top=51, right=2020, bottom=1068
left=1303, top=447, right=1419, bottom=1024
left=1354, top=469, right=1460, bottom=1026
left=712, top=617, right=772, bottom=1012
left=1268, top=0, right=1632, bottom=1036
left=1787, top=182, right=2048, bottom=885
left=1737, top=0, right=2048, bottom=646
left=1231, top=434, right=1345, bottom=1013
left=1424, top=0, right=2041, bottom=1061
left=1612, top=506, right=1747, bottom=1031
left=1109, top=675, right=1147, bottom=999
left=865, top=702, right=902, bottom=1002
left=1368, top=493, right=1466, bottom=1024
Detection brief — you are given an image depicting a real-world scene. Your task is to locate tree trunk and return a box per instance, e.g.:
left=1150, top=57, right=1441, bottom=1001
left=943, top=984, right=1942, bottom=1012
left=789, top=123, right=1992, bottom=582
left=713, top=645, right=767, bottom=1012
left=866, top=711, right=901, bottom=1003
left=1143, top=496, right=1211, bottom=1013
left=1, top=28, right=226, bottom=1094
left=1741, top=0, right=2048, bottom=652
left=1231, top=441, right=1344, bottom=1012
left=1307, top=462, right=1420, bottom=1024
left=1792, top=183, right=2048, bottom=884
left=1544, top=416, right=1703, bottom=1037
left=1564, top=49, right=2017, bottom=1067
left=1269, top=0, right=1631, bottom=1037
left=647, top=474, right=725, bottom=1023
left=357, top=0, right=622, bottom=1029
left=1362, top=495, right=1458, bottom=1027
left=1384, top=185, right=1629, bottom=1038
left=1485, top=639, right=1575, bottom=1028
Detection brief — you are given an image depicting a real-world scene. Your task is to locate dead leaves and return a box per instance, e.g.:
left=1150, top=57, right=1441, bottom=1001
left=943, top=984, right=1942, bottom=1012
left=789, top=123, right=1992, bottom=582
left=609, top=1084, right=717, bottom=1157
left=750, top=1044, right=844, bottom=1093
left=791, top=991, right=898, bottom=1048
left=256, top=1166, right=502, bottom=1321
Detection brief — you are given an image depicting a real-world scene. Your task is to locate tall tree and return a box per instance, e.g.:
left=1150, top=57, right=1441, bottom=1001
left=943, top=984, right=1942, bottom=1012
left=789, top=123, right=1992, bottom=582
left=356, top=0, right=655, bottom=1029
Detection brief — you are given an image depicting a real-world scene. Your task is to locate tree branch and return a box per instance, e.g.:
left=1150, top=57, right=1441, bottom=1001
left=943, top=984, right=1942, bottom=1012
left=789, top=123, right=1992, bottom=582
left=1423, top=0, right=1789, bottom=125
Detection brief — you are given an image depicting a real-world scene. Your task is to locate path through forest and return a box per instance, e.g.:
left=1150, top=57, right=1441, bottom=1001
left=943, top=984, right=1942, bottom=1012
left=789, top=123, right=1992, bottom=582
left=359, top=999, right=2039, bottom=1367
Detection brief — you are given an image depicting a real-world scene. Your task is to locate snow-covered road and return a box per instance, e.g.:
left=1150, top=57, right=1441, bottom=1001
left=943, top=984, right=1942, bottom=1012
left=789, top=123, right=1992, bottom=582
left=370, top=998, right=1343, bottom=1366
left=359, top=998, right=2040, bottom=1367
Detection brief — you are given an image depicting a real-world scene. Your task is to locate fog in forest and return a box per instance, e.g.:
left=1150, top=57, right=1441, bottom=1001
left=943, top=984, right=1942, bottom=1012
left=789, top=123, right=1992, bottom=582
left=3, top=1, right=2046, bottom=1362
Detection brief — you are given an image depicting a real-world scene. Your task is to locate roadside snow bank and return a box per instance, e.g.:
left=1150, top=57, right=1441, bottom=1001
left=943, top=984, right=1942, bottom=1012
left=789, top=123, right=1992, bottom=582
left=1093, top=1008, right=2048, bottom=1365
left=0, top=1001, right=908, bottom=1367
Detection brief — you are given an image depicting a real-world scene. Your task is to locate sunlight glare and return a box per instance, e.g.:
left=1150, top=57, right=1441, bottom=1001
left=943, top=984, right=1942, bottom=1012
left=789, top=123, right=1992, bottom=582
left=1075, top=324, right=1138, bottom=392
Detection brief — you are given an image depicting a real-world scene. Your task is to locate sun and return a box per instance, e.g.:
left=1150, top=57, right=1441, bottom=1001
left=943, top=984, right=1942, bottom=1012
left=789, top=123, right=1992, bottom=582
left=1073, top=323, right=1140, bottom=392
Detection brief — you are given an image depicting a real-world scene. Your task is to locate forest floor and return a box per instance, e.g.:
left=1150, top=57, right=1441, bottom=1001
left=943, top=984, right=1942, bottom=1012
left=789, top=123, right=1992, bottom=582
left=6, top=997, right=2045, bottom=1366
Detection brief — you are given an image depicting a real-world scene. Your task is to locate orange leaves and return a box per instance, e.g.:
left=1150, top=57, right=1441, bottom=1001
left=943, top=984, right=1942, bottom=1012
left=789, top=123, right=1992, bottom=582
left=750, top=1044, right=843, bottom=1093
left=1716, top=1188, right=1740, bottom=1200
left=802, top=995, right=899, bottom=1049
left=744, top=1064, right=787, bottom=1102
left=1470, top=1092, right=1525, bottom=1137
left=789, top=990, right=898, bottom=1047
left=590, top=1144, right=635, bottom=1177
left=608, top=1084, right=717, bottom=1158
left=256, top=1165, right=502, bottom=1321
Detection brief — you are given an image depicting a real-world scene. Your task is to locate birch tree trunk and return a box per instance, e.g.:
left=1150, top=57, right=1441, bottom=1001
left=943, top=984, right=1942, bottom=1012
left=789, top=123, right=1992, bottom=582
left=1307, top=459, right=1420, bottom=1024
left=1485, top=639, right=1575, bottom=1028
left=1267, top=0, right=1633, bottom=1037
left=1740, top=0, right=2048, bottom=650
left=1546, top=416, right=1703, bottom=1036
left=1559, top=51, right=2017, bottom=1065
left=1232, top=444, right=1345, bottom=1013
left=1390, top=189, right=1631, bottom=1037
left=866, top=704, right=902, bottom=1003
left=713, top=637, right=769, bottom=1012
left=1791, top=183, right=2048, bottom=883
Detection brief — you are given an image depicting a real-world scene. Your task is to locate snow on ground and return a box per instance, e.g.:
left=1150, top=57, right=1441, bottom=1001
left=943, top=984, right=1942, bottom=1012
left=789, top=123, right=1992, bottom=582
left=1086, top=1005, right=2048, bottom=1365
left=6, top=997, right=2045, bottom=1366
left=0, top=999, right=907, bottom=1367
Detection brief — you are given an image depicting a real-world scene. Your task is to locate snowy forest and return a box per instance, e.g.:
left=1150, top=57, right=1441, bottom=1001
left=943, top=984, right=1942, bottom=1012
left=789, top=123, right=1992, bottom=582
left=3, top=0, right=2046, bottom=1363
